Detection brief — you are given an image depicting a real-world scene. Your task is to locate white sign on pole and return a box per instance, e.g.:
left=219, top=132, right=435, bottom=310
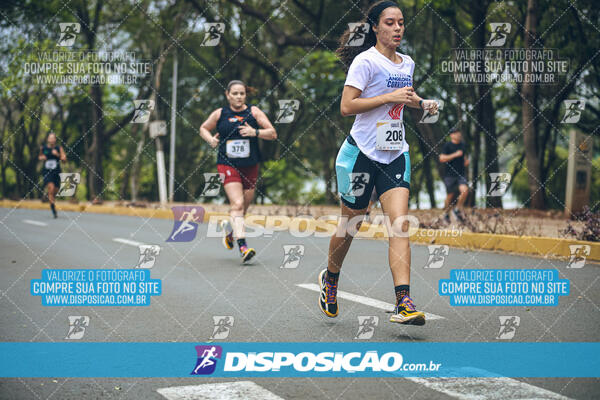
left=149, top=120, right=167, bottom=138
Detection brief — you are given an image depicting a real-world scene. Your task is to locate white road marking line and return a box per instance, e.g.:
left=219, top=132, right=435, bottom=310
left=112, top=238, right=146, bottom=247
left=296, top=283, right=444, bottom=320
left=157, top=381, right=285, bottom=400
left=22, top=219, right=48, bottom=227
left=407, top=376, right=571, bottom=400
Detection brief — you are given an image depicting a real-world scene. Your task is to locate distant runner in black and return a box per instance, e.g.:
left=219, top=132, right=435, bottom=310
left=38, top=132, right=67, bottom=218
left=439, top=128, right=469, bottom=224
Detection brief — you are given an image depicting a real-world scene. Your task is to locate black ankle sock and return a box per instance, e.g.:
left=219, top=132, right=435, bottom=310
left=325, top=270, right=339, bottom=285
left=395, top=285, right=410, bottom=304
left=237, top=238, right=247, bottom=249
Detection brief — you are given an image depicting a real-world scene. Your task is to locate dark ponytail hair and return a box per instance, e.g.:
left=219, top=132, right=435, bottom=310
left=226, top=79, right=258, bottom=97
left=336, top=1, right=400, bottom=70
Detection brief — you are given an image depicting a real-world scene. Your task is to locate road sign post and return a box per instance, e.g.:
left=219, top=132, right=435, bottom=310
left=150, top=120, right=168, bottom=206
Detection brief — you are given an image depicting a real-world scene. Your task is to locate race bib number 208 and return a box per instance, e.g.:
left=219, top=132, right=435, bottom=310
left=375, top=121, right=404, bottom=150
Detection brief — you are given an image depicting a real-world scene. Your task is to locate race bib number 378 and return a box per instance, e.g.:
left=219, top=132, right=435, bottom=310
left=226, top=139, right=250, bottom=158
left=375, top=121, right=404, bottom=150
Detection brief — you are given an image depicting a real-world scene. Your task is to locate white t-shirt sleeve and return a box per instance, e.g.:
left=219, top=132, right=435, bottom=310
left=344, top=56, right=371, bottom=91
left=406, top=55, right=415, bottom=82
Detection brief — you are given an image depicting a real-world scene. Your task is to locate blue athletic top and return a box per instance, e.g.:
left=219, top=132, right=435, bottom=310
left=216, top=105, right=261, bottom=167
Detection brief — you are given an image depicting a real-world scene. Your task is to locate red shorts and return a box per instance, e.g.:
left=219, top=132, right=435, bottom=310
left=217, top=164, right=259, bottom=190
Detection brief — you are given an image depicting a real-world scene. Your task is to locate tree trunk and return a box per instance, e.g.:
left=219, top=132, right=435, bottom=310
left=416, top=130, right=437, bottom=208
left=87, top=83, right=105, bottom=202
left=521, top=0, right=545, bottom=209
left=472, top=1, right=502, bottom=208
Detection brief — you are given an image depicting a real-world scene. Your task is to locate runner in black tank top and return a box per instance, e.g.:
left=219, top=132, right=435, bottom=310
left=38, top=132, right=67, bottom=218
left=200, top=80, right=277, bottom=263
left=216, top=104, right=262, bottom=168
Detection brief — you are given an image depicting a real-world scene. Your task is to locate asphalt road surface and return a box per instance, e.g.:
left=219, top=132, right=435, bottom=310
left=1, top=207, right=598, bottom=399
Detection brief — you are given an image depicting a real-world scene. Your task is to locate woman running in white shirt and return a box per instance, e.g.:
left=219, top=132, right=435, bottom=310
left=318, top=1, right=438, bottom=325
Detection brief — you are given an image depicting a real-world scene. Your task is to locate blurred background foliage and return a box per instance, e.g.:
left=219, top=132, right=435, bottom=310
left=0, top=0, right=598, bottom=210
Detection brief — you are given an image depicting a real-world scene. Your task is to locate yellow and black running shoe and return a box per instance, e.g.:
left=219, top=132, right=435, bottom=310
left=390, top=295, right=425, bottom=325
left=318, top=269, right=339, bottom=317
left=220, top=220, right=234, bottom=250
left=240, top=245, right=256, bottom=263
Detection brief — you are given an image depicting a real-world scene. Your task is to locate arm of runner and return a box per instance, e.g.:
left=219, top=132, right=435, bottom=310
left=246, top=106, right=277, bottom=140
left=59, top=146, right=67, bottom=162
left=340, top=85, right=415, bottom=116
left=38, top=146, right=46, bottom=161
left=200, top=109, right=221, bottom=149
left=439, top=151, right=463, bottom=163
left=464, top=155, right=470, bottom=167
left=404, top=91, right=439, bottom=115
left=439, top=143, right=462, bottom=163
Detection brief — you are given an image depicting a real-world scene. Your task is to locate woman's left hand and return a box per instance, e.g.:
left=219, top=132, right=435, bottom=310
left=421, top=100, right=439, bottom=115
left=238, top=122, right=257, bottom=137
left=51, top=149, right=60, bottom=157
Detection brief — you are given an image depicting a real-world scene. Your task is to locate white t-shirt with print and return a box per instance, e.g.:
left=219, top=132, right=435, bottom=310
left=344, top=46, right=415, bottom=164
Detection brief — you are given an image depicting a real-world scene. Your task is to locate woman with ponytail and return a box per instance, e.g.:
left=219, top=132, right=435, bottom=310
left=318, top=1, right=438, bottom=325
left=200, top=80, right=277, bottom=263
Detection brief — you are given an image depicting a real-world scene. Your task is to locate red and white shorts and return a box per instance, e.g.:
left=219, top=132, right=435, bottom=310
left=217, top=164, right=259, bottom=190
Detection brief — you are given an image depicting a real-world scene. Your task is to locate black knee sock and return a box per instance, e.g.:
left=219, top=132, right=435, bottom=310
left=395, top=285, right=410, bottom=304
left=237, top=238, right=247, bottom=249
left=325, top=270, right=339, bottom=285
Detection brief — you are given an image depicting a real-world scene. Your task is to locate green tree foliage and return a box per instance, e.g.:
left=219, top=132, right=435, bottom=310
left=0, top=0, right=598, bottom=210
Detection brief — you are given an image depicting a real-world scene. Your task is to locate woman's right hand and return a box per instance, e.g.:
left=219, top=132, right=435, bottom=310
left=210, top=133, right=220, bottom=148
left=385, top=86, right=415, bottom=104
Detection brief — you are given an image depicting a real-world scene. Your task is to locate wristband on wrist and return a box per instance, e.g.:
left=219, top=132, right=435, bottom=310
left=255, top=128, right=259, bottom=137
left=419, top=99, right=424, bottom=109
